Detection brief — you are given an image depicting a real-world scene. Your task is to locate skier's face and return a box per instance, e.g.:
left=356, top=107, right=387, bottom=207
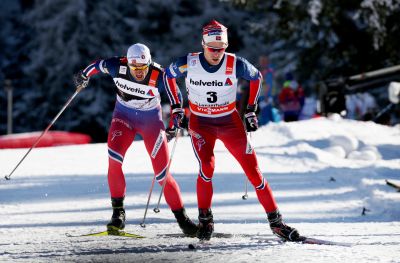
left=129, top=63, right=149, bottom=81
left=203, top=41, right=227, bottom=65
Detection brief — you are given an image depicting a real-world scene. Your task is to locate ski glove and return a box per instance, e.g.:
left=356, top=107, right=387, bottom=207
left=74, top=70, right=90, bottom=90
left=171, top=104, right=185, bottom=128
left=244, top=105, right=259, bottom=132
left=165, top=127, right=178, bottom=142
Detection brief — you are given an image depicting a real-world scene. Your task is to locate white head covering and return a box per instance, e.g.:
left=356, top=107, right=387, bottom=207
left=202, top=20, right=228, bottom=46
left=126, top=43, right=151, bottom=65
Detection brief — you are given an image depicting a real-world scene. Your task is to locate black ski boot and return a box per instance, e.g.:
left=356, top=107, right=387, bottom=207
left=172, top=207, right=198, bottom=237
left=107, top=197, right=126, bottom=231
left=197, top=208, right=214, bottom=240
left=268, top=210, right=300, bottom=241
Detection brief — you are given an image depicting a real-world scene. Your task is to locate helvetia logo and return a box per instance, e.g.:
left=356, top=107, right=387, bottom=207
left=189, top=78, right=223, bottom=86
left=147, top=90, right=155, bottom=96
left=115, top=80, right=145, bottom=94
left=225, top=78, right=233, bottom=86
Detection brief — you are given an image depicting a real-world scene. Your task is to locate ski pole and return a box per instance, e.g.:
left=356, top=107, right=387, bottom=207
left=140, top=172, right=157, bottom=228
left=140, top=128, right=180, bottom=227
left=4, top=86, right=84, bottom=180
left=153, top=128, right=180, bottom=213
left=242, top=132, right=252, bottom=200
left=242, top=177, right=248, bottom=200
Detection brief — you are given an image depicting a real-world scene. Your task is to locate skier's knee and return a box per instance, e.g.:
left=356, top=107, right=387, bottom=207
left=198, top=172, right=212, bottom=183
left=108, top=148, right=124, bottom=165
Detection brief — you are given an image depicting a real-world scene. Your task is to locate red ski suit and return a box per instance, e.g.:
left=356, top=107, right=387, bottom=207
left=165, top=52, right=278, bottom=213
left=82, top=57, right=183, bottom=210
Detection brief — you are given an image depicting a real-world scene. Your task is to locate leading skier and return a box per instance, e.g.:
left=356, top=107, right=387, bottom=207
left=164, top=20, right=301, bottom=241
left=73, top=43, right=198, bottom=236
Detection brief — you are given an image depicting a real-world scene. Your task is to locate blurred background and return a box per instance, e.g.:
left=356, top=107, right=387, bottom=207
left=1, top=0, right=399, bottom=143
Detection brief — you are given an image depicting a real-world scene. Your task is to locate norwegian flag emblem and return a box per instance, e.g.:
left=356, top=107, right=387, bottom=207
left=216, top=36, right=221, bottom=40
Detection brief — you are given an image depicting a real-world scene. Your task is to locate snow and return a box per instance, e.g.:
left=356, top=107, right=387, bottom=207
left=0, top=117, right=399, bottom=263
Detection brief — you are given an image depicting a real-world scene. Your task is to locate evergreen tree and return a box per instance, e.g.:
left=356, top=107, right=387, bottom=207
left=238, top=0, right=400, bottom=89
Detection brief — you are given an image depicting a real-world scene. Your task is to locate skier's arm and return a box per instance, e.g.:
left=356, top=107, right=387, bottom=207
left=237, top=57, right=262, bottom=132
left=236, top=56, right=263, bottom=108
left=74, top=57, right=120, bottom=90
left=157, top=71, right=183, bottom=103
left=81, top=57, right=120, bottom=79
left=164, top=56, right=188, bottom=107
left=163, top=57, right=187, bottom=136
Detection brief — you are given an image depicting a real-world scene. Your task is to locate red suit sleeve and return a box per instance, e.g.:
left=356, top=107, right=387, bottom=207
left=248, top=72, right=262, bottom=106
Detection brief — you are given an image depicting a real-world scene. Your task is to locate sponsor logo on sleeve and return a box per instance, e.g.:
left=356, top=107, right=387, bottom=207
left=169, top=64, right=177, bottom=77
left=249, top=65, right=257, bottom=78
left=119, top=66, right=127, bottom=75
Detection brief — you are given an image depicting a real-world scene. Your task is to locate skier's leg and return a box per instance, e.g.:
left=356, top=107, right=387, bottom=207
left=107, top=115, right=135, bottom=230
left=107, top=117, right=135, bottom=199
left=220, top=111, right=300, bottom=241
left=188, top=116, right=217, bottom=240
left=220, top=111, right=278, bottom=212
left=140, top=108, right=197, bottom=236
left=188, top=125, right=217, bottom=210
left=142, top=127, right=183, bottom=211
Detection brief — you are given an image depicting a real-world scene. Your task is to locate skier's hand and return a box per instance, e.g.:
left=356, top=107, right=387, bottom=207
left=73, top=70, right=90, bottom=90
left=171, top=104, right=185, bottom=129
left=244, top=105, right=259, bottom=132
left=165, top=127, right=178, bottom=142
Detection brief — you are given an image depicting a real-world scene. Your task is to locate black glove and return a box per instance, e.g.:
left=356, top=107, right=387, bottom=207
left=244, top=104, right=259, bottom=132
left=171, top=104, right=185, bottom=128
left=73, top=70, right=90, bottom=89
left=165, top=127, right=178, bottom=142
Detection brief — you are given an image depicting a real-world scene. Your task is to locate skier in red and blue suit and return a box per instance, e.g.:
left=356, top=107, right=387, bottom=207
left=73, top=43, right=197, bottom=236
left=164, top=20, right=301, bottom=241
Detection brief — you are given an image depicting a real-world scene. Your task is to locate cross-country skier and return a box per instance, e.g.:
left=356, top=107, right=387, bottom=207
left=73, top=43, right=198, bottom=236
left=164, top=20, right=301, bottom=241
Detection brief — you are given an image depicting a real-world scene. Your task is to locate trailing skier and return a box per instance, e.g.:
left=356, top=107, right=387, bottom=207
left=73, top=43, right=198, bottom=236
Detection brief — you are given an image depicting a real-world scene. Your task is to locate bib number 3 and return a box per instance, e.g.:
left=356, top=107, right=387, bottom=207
left=206, top=91, right=217, bottom=103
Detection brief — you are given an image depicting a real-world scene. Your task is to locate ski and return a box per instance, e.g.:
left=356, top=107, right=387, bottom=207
left=187, top=235, right=352, bottom=249
left=293, top=236, right=352, bottom=247
left=66, top=230, right=145, bottom=239
left=158, top=232, right=233, bottom=239
left=386, top=179, right=400, bottom=192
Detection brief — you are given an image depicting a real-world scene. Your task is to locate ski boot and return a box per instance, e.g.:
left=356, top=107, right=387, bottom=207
left=197, top=208, right=214, bottom=240
left=107, top=197, right=126, bottom=232
left=268, top=209, right=300, bottom=241
left=172, top=207, right=198, bottom=237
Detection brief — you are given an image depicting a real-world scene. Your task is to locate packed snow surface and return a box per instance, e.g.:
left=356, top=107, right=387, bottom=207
left=1, top=117, right=399, bottom=262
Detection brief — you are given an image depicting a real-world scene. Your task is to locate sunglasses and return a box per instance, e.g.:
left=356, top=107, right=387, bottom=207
left=204, top=44, right=226, bottom=53
left=128, top=63, right=150, bottom=71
